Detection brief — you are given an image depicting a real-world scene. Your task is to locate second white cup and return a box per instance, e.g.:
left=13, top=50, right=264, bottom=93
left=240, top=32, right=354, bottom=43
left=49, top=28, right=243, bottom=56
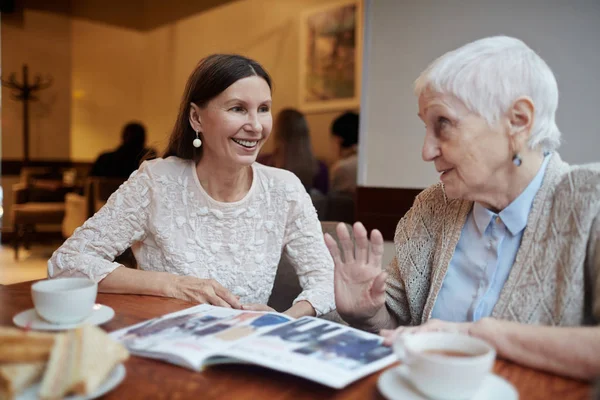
left=393, top=331, right=496, bottom=400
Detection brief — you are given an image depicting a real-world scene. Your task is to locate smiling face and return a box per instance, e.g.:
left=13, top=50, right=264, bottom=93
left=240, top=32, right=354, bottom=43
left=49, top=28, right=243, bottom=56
left=190, top=76, right=273, bottom=168
left=418, top=90, right=513, bottom=202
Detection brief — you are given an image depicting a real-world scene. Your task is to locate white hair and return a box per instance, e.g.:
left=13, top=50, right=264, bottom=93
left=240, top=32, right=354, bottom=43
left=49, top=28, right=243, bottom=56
left=414, top=36, right=561, bottom=152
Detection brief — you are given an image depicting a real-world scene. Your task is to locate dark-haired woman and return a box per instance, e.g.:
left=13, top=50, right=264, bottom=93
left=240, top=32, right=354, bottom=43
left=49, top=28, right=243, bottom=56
left=49, top=55, right=335, bottom=318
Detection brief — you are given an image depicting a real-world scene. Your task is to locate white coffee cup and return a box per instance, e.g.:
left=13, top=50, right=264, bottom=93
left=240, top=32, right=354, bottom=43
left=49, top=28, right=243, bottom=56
left=393, top=332, right=496, bottom=400
left=31, top=278, right=98, bottom=324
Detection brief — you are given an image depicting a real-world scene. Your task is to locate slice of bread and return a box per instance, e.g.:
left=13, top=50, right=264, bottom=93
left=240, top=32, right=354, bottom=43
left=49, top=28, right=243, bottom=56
left=71, top=324, right=129, bottom=395
left=39, top=325, right=128, bottom=400
left=37, top=333, right=73, bottom=400
left=0, top=362, right=46, bottom=400
left=0, top=327, right=55, bottom=363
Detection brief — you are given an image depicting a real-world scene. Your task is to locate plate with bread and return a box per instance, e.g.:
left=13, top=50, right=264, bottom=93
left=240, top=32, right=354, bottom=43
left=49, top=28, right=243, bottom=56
left=0, top=324, right=129, bottom=399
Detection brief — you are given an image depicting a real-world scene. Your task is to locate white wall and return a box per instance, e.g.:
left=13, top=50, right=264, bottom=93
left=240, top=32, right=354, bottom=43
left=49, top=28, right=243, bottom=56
left=359, top=0, right=600, bottom=188
left=70, top=19, right=145, bottom=161
left=1, top=10, right=72, bottom=160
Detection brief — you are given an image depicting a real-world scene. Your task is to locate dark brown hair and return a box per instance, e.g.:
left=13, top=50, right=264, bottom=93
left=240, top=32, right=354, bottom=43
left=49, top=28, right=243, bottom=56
left=331, top=111, right=359, bottom=148
left=272, top=108, right=318, bottom=189
left=163, top=54, right=272, bottom=161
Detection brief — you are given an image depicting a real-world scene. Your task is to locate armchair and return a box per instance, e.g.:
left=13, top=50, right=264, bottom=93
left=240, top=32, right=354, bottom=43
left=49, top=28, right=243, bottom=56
left=11, top=167, right=70, bottom=260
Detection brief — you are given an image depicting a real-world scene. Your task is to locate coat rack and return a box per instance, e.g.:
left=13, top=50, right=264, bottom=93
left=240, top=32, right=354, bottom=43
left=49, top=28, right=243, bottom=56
left=1, top=64, right=53, bottom=165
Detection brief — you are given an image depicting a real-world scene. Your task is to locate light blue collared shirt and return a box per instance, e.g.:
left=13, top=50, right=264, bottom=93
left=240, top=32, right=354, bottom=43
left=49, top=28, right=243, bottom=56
left=431, top=154, right=551, bottom=322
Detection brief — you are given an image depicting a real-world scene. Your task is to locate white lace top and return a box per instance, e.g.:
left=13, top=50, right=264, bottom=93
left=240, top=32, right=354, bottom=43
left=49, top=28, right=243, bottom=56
left=48, top=157, right=335, bottom=315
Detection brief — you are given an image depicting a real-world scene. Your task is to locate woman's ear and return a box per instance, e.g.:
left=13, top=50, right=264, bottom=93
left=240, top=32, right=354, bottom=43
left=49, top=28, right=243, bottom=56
left=189, top=102, right=202, bottom=132
left=508, top=96, right=535, bottom=142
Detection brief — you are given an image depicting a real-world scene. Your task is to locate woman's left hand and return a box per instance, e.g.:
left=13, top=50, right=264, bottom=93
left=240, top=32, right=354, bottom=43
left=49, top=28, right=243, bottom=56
left=241, top=304, right=276, bottom=312
left=380, top=318, right=475, bottom=346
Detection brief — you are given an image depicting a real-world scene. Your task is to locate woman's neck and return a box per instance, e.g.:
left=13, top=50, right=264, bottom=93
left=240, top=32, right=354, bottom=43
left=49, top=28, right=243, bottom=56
left=478, top=151, right=545, bottom=213
left=195, top=156, right=253, bottom=203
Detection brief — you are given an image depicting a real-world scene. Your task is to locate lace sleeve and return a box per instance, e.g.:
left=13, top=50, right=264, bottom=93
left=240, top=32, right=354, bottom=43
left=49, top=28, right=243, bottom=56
left=47, top=163, right=153, bottom=282
left=283, top=186, right=335, bottom=316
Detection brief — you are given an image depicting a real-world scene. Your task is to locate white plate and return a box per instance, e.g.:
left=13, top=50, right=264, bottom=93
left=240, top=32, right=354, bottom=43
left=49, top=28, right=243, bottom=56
left=378, top=367, right=518, bottom=400
left=13, top=304, right=115, bottom=331
left=16, top=363, right=126, bottom=400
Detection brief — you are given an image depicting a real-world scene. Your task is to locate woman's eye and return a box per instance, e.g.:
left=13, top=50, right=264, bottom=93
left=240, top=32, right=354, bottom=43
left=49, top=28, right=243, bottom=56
left=259, top=105, right=270, bottom=113
left=437, top=116, right=450, bottom=126
left=230, top=106, right=244, bottom=112
left=433, top=116, right=451, bottom=137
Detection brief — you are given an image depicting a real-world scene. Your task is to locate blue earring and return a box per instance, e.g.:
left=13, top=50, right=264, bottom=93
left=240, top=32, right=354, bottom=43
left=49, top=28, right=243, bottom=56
left=512, top=153, right=522, bottom=167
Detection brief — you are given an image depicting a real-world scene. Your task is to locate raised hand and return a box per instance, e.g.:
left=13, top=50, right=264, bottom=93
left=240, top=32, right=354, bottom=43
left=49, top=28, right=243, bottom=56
left=324, top=222, right=387, bottom=325
left=169, top=276, right=241, bottom=309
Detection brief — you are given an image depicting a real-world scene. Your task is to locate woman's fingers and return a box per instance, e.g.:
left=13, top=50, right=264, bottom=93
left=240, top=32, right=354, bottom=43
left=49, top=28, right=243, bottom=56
left=353, top=222, right=369, bottom=263
left=211, top=281, right=241, bottom=309
left=368, top=229, right=384, bottom=267
left=209, top=296, right=233, bottom=308
left=336, top=222, right=355, bottom=263
left=241, top=304, right=275, bottom=312
left=380, top=328, right=400, bottom=346
left=324, top=233, right=343, bottom=265
left=370, top=271, right=388, bottom=297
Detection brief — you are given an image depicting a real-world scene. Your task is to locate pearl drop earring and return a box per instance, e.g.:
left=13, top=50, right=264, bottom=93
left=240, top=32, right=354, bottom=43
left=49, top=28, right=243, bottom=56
left=193, top=130, right=202, bottom=148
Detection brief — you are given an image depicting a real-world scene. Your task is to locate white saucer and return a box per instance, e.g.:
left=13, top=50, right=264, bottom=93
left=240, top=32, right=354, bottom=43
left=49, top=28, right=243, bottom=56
left=378, top=367, right=518, bottom=400
left=13, top=304, right=115, bottom=331
left=16, top=363, right=126, bottom=400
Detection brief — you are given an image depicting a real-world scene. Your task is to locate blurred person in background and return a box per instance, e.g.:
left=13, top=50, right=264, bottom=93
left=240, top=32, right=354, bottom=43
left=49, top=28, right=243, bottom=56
left=259, top=108, right=329, bottom=195
left=330, top=112, right=359, bottom=194
left=89, top=122, right=156, bottom=178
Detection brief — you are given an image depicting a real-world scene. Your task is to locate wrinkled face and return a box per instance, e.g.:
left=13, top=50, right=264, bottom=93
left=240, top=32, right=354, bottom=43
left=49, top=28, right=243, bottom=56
left=418, top=90, right=512, bottom=201
left=193, top=76, right=272, bottom=167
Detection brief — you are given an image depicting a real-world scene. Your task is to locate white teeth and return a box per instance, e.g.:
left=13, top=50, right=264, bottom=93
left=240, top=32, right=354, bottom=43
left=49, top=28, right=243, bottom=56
left=232, top=138, right=258, bottom=148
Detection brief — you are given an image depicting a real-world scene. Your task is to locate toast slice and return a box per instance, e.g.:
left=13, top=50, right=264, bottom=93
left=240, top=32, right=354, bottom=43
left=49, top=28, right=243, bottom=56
left=39, top=325, right=128, bottom=399
left=0, top=327, right=55, bottom=363
left=0, top=362, right=46, bottom=400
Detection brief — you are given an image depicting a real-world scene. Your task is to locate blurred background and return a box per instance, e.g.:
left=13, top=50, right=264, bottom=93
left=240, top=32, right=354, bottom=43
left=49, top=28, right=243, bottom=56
left=0, top=0, right=361, bottom=273
left=1, top=0, right=599, bottom=284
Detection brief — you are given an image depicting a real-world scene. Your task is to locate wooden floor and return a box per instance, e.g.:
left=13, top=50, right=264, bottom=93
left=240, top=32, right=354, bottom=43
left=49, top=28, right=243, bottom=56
left=0, top=243, right=59, bottom=285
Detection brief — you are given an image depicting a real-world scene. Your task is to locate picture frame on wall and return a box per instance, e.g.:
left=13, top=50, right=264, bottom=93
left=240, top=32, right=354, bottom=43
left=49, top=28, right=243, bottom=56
left=299, top=0, right=363, bottom=112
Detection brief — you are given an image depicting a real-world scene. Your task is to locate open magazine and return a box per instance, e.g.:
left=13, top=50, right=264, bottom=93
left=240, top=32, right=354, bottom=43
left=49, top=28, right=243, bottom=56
left=109, top=304, right=396, bottom=389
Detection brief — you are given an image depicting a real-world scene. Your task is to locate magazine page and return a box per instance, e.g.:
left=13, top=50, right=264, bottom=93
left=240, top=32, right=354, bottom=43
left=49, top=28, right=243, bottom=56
left=214, top=317, right=396, bottom=389
left=110, top=304, right=293, bottom=370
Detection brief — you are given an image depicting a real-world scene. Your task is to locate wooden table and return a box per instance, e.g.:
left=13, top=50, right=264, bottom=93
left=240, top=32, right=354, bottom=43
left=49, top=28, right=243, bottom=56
left=0, top=281, right=592, bottom=399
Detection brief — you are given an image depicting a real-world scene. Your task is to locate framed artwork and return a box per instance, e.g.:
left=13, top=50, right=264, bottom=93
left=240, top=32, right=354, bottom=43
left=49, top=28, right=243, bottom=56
left=299, top=0, right=363, bottom=112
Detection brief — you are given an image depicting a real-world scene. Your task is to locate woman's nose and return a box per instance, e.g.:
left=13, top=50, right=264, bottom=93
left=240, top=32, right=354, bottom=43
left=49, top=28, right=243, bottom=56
left=247, top=113, right=262, bottom=133
left=422, top=133, right=440, bottom=162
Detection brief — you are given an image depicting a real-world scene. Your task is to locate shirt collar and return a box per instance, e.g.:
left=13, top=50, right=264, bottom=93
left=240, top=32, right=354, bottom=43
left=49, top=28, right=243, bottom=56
left=473, top=202, right=495, bottom=235
left=473, top=153, right=551, bottom=235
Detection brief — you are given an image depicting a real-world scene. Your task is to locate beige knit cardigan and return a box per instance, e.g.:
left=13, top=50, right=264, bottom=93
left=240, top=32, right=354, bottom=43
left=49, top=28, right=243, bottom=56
left=386, top=153, right=600, bottom=327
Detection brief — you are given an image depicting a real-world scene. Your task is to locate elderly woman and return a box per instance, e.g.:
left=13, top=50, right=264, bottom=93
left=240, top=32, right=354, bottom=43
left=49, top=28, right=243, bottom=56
left=325, top=36, right=600, bottom=380
left=49, top=54, right=334, bottom=319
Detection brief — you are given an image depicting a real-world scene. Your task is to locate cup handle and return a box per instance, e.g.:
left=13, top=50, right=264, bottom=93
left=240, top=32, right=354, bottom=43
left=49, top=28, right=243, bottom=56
left=396, top=363, right=410, bottom=378
left=393, top=334, right=411, bottom=365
